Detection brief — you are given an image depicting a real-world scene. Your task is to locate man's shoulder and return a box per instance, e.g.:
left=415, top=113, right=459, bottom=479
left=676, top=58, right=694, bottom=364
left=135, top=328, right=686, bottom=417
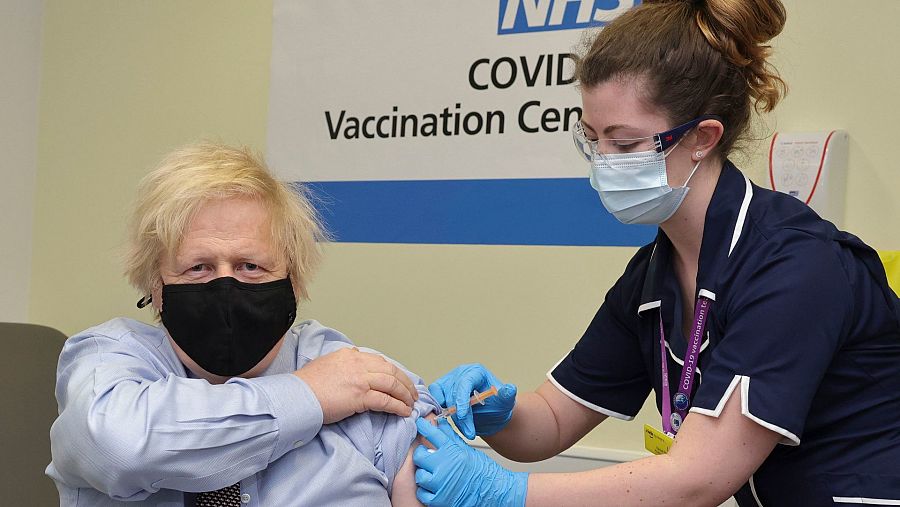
left=73, top=317, right=165, bottom=345
left=60, top=318, right=180, bottom=373
left=292, top=320, right=412, bottom=371
left=292, top=319, right=358, bottom=360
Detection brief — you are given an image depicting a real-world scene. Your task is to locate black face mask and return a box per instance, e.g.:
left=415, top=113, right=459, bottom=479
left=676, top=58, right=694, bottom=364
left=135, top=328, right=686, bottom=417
left=159, top=276, right=297, bottom=377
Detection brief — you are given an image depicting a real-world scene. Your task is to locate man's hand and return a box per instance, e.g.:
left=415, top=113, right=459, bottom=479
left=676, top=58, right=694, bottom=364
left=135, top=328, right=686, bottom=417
left=294, top=347, right=419, bottom=424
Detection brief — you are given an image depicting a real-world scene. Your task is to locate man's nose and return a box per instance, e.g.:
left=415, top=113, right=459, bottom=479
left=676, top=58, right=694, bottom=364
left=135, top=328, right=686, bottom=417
left=213, top=264, right=237, bottom=278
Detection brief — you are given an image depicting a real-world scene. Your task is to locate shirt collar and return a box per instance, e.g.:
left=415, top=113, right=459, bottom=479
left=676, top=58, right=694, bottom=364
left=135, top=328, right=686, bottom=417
left=638, top=161, right=751, bottom=314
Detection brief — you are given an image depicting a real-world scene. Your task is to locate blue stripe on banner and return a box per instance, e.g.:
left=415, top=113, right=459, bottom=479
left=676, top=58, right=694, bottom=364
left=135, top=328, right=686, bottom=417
left=302, top=178, right=657, bottom=247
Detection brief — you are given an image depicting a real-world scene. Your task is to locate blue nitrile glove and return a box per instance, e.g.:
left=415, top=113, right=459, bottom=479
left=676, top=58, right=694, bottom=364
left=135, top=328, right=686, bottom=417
left=428, top=363, right=517, bottom=439
left=414, top=418, right=528, bottom=507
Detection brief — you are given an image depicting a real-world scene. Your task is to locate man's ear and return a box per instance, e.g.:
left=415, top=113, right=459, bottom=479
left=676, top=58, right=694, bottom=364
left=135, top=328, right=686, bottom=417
left=289, top=272, right=303, bottom=303
left=151, top=278, right=163, bottom=313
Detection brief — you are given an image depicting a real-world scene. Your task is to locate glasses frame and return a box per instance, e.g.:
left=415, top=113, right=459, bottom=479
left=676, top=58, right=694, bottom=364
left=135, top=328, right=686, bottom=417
left=573, top=114, right=722, bottom=162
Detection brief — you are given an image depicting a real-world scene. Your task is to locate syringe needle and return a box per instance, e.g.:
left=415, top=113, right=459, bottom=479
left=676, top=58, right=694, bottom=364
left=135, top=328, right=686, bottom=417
left=437, top=385, right=499, bottom=419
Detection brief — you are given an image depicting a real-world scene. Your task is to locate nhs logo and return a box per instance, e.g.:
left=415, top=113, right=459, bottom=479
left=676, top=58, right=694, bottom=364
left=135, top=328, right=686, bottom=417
left=498, top=0, right=641, bottom=35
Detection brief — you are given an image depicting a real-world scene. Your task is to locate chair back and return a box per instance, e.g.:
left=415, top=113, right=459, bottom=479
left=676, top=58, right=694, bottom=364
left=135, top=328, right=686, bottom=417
left=0, top=322, right=67, bottom=505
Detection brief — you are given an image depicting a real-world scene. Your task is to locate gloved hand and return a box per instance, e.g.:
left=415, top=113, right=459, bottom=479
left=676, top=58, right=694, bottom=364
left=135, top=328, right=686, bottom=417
left=428, top=363, right=517, bottom=439
left=414, top=418, right=528, bottom=507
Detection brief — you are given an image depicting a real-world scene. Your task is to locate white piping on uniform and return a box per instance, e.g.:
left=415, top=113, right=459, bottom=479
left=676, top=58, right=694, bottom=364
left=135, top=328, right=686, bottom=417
left=663, top=334, right=709, bottom=378
left=635, top=243, right=660, bottom=315
left=688, top=375, right=800, bottom=446
left=749, top=475, right=764, bottom=507
left=728, top=173, right=753, bottom=257
left=547, top=355, right=567, bottom=376
left=545, top=369, right=634, bottom=421
left=699, top=332, right=710, bottom=353
left=739, top=376, right=800, bottom=446
left=698, top=289, right=716, bottom=301
left=665, top=340, right=708, bottom=365
left=689, top=375, right=740, bottom=417
left=833, top=497, right=900, bottom=505
left=638, top=300, right=661, bottom=314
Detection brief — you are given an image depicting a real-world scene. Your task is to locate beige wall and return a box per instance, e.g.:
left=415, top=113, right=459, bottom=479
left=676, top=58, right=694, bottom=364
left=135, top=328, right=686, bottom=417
left=29, top=0, right=900, bottom=454
left=30, top=1, right=274, bottom=330
left=0, top=0, right=43, bottom=323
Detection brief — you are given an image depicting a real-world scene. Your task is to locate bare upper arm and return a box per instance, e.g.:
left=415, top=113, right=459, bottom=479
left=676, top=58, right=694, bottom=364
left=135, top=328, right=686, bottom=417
left=669, top=386, right=782, bottom=500
left=390, top=414, right=436, bottom=507
left=390, top=444, right=424, bottom=507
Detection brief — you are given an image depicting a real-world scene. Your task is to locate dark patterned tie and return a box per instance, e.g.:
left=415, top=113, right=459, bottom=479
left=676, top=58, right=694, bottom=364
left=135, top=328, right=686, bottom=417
left=195, top=483, right=241, bottom=507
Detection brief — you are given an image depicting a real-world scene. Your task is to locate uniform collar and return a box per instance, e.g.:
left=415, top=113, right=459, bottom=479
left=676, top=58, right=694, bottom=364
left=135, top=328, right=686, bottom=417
left=638, top=161, right=753, bottom=315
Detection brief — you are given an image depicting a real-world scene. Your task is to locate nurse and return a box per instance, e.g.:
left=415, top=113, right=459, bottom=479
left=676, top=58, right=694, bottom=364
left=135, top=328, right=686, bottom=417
left=413, top=0, right=900, bottom=505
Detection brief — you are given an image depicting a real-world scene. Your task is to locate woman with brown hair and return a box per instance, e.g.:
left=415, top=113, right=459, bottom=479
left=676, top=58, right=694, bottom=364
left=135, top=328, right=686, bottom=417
left=414, top=0, right=900, bottom=505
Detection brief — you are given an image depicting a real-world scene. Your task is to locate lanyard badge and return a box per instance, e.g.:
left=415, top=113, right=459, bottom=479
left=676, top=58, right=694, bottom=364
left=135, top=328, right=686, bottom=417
left=658, top=296, right=713, bottom=437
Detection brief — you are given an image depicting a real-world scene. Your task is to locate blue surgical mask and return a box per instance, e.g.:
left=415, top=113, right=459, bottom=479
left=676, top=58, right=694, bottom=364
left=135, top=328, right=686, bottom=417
left=589, top=145, right=701, bottom=225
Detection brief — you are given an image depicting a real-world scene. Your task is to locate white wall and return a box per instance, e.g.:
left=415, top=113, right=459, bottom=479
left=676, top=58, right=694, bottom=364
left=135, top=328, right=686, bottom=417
left=0, top=0, right=43, bottom=323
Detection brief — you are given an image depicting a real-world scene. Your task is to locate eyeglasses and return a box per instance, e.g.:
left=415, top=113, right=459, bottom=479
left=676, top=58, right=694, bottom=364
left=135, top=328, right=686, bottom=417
left=572, top=115, right=720, bottom=162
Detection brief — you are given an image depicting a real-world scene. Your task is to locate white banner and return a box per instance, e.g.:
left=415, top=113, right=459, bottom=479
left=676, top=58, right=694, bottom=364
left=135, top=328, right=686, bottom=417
left=266, top=1, right=650, bottom=246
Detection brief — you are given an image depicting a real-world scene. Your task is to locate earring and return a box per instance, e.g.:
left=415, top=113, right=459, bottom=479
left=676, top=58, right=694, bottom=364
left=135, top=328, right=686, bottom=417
left=695, top=151, right=703, bottom=159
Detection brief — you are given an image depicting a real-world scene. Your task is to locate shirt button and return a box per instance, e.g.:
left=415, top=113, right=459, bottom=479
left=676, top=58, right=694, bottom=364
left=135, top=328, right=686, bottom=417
left=241, top=493, right=251, bottom=503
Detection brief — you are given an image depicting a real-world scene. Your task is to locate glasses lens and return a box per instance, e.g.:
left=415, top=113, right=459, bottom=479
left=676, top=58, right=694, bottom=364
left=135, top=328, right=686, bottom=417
left=573, top=116, right=714, bottom=164
left=572, top=122, right=595, bottom=162
left=572, top=121, right=659, bottom=163
left=600, top=136, right=657, bottom=154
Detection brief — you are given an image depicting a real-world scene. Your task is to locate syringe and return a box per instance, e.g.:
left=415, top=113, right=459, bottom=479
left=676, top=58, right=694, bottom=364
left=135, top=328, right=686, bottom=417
left=436, top=385, right=499, bottom=420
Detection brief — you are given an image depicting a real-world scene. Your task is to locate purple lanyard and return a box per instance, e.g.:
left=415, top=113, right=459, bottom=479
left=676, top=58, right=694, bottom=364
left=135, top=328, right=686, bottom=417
left=659, top=296, right=712, bottom=436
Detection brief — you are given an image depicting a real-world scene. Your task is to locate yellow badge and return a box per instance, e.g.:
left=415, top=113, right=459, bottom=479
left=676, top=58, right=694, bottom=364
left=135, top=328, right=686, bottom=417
left=643, top=424, right=673, bottom=455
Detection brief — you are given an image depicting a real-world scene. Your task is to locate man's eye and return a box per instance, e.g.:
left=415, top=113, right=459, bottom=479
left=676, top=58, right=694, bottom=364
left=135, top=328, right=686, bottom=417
left=189, top=264, right=205, bottom=272
left=243, top=263, right=259, bottom=271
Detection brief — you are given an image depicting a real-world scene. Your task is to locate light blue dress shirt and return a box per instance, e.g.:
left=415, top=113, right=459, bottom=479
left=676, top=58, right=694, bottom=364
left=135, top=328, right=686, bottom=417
left=46, top=318, right=438, bottom=506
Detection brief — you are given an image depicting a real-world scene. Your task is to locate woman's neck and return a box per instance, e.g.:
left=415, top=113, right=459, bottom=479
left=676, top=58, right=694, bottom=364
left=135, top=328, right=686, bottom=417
left=660, top=158, right=723, bottom=265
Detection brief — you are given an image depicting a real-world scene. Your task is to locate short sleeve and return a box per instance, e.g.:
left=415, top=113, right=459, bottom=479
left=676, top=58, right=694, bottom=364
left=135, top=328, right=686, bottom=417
left=549, top=276, right=652, bottom=420
left=690, top=235, right=852, bottom=445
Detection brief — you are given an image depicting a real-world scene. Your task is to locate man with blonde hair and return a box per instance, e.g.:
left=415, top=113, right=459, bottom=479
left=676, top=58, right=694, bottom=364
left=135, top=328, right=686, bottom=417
left=47, top=142, right=434, bottom=506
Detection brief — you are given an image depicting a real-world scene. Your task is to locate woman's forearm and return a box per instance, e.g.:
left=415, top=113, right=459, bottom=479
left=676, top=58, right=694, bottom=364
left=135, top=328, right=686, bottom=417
left=485, top=381, right=608, bottom=462
left=483, top=391, right=567, bottom=461
left=525, top=453, right=732, bottom=507
left=525, top=388, right=779, bottom=506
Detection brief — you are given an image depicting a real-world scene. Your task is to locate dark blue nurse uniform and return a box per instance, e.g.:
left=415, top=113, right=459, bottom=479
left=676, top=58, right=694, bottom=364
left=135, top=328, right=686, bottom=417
left=550, top=161, right=900, bottom=506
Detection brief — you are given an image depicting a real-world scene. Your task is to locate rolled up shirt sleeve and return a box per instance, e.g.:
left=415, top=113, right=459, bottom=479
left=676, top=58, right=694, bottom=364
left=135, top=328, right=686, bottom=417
left=48, top=325, right=323, bottom=501
left=367, top=362, right=439, bottom=493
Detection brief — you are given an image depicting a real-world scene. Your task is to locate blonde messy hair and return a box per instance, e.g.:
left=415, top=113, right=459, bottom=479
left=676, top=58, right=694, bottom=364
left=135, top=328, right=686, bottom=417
left=124, top=141, right=327, bottom=303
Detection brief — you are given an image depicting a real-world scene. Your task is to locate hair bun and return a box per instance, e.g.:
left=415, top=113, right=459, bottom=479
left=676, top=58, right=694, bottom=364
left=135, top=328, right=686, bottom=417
left=694, top=0, right=787, bottom=112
